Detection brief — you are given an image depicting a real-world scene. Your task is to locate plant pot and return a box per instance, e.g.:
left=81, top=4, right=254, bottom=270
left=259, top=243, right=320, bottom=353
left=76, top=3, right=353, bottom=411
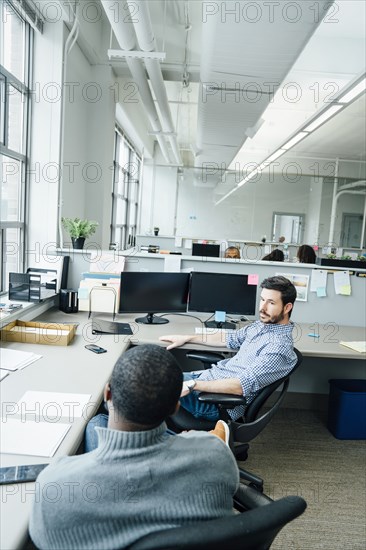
left=71, top=237, right=85, bottom=250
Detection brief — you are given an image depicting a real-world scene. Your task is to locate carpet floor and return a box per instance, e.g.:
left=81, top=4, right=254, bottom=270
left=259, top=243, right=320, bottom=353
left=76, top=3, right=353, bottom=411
left=240, top=408, right=366, bottom=549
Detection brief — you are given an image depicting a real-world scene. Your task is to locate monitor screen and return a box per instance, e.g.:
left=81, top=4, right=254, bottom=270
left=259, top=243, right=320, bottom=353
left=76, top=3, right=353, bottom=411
left=188, top=272, right=257, bottom=328
left=119, top=272, right=190, bottom=324
left=192, top=243, right=220, bottom=258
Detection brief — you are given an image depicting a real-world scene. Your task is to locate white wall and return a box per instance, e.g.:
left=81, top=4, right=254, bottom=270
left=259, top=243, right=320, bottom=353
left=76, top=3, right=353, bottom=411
left=139, top=167, right=312, bottom=241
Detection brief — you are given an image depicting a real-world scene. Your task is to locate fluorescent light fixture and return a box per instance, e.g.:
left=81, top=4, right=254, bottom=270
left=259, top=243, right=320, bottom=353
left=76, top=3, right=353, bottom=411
left=265, top=149, right=286, bottom=163
left=338, top=77, right=366, bottom=104
left=215, top=187, right=237, bottom=206
left=282, top=131, right=309, bottom=150
left=304, top=105, right=343, bottom=132
left=238, top=173, right=255, bottom=188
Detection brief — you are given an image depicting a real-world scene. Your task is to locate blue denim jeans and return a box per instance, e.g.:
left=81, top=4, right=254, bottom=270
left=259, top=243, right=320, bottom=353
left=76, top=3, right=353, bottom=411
left=180, top=372, right=220, bottom=422
left=84, top=413, right=108, bottom=452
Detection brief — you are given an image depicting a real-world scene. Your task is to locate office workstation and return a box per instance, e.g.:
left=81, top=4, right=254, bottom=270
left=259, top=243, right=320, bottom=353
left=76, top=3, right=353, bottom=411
left=1, top=0, right=365, bottom=549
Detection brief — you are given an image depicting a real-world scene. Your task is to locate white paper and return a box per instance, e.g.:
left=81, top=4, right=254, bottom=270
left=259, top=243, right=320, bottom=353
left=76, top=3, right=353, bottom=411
left=0, top=417, right=71, bottom=457
left=164, top=255, right=181, bottom=272
left=1, top=349, right=42, bottom=371
left=333, top=271, right=351, bottom=295
left=89, top=253, right=125, bottom=274
left=339, top=341, right=366, bottom=353
left=310, top=269, right=327, bottom=292
left=184, top=239, right=193, bottom=249
left=16, top=391, right=92, bottom=420
left=174, top=236, right=183, bottom=247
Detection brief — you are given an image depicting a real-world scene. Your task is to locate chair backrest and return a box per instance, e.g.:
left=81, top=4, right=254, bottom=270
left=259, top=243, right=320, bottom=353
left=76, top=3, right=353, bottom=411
left=231, top=348, right=303, bottom=444
left=128, top=496, right=307, bottom=550
left=245, top=348, right=303, bottom=423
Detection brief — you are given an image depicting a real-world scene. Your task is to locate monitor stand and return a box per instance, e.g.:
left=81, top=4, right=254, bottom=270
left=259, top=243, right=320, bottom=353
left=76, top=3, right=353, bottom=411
left=204, top=320, right=236, bottom=330
left=135, top=313, right=169, bottom=325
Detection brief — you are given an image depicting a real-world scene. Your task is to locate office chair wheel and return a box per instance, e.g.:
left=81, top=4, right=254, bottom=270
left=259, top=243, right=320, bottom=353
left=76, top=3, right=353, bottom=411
left=236, top=449, right=248, bottom=461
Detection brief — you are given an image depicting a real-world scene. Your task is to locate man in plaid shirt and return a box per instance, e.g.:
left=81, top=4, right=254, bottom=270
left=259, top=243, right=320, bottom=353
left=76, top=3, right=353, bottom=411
left=160, top=276, right=297, bottom=422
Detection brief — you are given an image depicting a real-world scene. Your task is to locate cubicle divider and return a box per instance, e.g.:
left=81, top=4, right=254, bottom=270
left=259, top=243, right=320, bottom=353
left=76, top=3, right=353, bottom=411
left=56, top=247, right=366, bottom=329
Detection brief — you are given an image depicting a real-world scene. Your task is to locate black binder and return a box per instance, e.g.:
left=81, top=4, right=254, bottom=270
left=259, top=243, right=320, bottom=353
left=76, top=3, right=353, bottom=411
left=92, top=318, right=133, bottom=335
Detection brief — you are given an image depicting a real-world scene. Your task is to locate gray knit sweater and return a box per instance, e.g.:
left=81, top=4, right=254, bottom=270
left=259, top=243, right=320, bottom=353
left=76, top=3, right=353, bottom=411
left=29, top=423, right=239, bottom=550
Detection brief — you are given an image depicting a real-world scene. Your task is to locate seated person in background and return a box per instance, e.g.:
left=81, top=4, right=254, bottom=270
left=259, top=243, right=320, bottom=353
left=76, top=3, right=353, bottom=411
left=224, top=246, right=241, bottom=259
left=262, top=249, right=284, bottom=262
left=278, top=236, right=286, bottom=243
left=160, top=276, right=297, bottom=423
left=297, top=244, right=316, bottom=264
left=30, top=345, right=239, bottom=550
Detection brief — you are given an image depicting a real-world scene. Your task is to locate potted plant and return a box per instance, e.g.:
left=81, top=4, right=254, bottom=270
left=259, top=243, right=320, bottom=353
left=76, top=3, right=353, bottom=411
left=316, top=253, right=366, bottom=269
left=61, top=217, right=98, bottom=249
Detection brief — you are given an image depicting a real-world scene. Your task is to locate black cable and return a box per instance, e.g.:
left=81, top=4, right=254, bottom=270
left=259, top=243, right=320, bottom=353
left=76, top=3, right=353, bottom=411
left=156, top=312, right=206, bottom=324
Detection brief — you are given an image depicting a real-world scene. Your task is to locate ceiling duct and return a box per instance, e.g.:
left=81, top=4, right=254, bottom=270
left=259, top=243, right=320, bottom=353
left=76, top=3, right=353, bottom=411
left=100, top=0, right=171, bottom=163
left=126, top=1, right=182, bottom=165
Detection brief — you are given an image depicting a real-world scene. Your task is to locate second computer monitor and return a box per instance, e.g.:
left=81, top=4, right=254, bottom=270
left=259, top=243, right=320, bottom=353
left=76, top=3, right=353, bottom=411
left=192, top=243, right=220, bottom=258
left=188, top=271, right=257, bottom=329
left=119, top=272, right=190, bottom=324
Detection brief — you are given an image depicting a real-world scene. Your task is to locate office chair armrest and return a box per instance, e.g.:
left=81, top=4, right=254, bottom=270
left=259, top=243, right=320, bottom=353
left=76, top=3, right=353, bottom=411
left=234, top=482, right=272, bottom=511
left=198, top=392, right=246, bottom=408
left=186, top=351, right=226, bottom=364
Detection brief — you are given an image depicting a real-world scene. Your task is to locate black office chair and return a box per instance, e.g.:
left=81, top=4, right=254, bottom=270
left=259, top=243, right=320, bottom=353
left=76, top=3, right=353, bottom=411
left=167, top=348, right=303, bottom=490
left=129, top=483, right=307, bottom=550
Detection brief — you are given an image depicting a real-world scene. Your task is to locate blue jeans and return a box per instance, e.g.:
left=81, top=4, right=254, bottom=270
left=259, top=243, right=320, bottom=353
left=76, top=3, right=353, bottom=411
left=180, top=372, right=220, bottom=422
left=84, top=413, right=108, bottom=452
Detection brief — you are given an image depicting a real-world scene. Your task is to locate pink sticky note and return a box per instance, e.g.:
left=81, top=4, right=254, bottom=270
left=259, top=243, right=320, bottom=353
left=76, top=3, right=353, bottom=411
left=248, top=274, right=259, bottom=285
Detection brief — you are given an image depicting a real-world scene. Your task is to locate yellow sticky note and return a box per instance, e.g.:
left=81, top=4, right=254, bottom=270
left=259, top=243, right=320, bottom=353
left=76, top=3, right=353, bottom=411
left=340, top=285, right=351, bottom=296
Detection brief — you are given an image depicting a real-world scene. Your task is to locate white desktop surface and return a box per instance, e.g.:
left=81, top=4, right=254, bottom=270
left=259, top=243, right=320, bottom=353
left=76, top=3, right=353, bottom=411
left=1, top=309, right=365, bottom=549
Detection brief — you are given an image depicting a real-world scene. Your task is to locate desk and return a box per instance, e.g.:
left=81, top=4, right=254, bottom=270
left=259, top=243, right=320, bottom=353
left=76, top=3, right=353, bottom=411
left=1, top=309, right=365, bottom=549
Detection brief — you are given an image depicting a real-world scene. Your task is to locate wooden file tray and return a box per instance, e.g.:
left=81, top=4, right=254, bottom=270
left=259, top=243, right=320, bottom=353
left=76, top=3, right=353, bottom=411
left=1, top=320, right=76, bottom=346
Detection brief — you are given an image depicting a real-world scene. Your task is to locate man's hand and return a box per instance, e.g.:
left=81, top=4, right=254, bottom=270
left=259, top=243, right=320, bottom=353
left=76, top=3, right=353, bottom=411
left=159, top=335, right=191, bottom=350
left=180, top=382, right=190, bottom=397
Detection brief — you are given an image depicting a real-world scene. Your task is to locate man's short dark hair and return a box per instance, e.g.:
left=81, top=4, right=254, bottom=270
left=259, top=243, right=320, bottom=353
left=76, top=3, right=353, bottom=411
left=260, top=276, right=297, bottom=315
left=110, top=344, right=183, bottom=426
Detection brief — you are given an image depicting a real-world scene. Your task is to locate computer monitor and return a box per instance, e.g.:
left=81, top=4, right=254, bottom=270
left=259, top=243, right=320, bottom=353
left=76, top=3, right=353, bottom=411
left=188, top=272, right=257, bottom=329
left=191, top=243, right=220, bottom=258
left=119, top=272, right=190, bottom=324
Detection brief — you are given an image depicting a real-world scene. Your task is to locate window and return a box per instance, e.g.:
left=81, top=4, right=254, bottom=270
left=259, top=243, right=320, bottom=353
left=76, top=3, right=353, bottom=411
left=0, top=1, right=33, bottom=291
left=111, top=127, right=141, bottom=250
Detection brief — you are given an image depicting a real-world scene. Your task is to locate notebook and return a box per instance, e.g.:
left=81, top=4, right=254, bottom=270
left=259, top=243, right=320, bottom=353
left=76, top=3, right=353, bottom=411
left=92, top=318, right=133, bottom=335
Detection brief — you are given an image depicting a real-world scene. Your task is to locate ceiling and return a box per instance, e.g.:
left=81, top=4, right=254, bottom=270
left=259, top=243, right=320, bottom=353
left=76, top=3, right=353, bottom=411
left=100, top=0, right=366, bottom=187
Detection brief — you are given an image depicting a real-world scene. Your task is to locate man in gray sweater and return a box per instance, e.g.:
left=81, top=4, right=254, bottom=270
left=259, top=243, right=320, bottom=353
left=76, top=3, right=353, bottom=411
left=29, top=345, right=239, bottom=550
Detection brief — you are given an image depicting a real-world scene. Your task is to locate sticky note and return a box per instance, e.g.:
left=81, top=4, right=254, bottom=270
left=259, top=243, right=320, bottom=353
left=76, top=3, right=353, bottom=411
left=316, top=287, right=326, bottom=297
left=248, top=274, right=259, bottom=286
left=215, top=311, right=226, bottom=322
left=340, top=285, right=351, bottom=296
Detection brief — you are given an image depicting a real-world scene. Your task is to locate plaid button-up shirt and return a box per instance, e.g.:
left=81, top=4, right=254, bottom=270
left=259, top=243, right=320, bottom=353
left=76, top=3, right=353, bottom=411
left=197, top=321, right=297, bottom=420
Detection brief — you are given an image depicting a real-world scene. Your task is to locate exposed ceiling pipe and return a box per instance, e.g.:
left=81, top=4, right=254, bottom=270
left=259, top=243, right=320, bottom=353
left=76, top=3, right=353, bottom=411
left=127, top=0, right=183, bottom=166
left=100, top=0, right=171, bottom=163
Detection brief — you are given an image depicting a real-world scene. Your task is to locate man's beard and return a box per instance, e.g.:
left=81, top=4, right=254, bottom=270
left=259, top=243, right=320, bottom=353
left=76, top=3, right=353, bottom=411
left=259, top=308, right=285, bottom=324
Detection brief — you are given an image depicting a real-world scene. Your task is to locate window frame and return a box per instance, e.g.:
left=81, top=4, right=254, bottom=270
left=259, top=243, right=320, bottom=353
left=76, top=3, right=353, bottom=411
left=0, top=1, right=33, bottom=291
left=110, top=126, right=141, bottom=250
